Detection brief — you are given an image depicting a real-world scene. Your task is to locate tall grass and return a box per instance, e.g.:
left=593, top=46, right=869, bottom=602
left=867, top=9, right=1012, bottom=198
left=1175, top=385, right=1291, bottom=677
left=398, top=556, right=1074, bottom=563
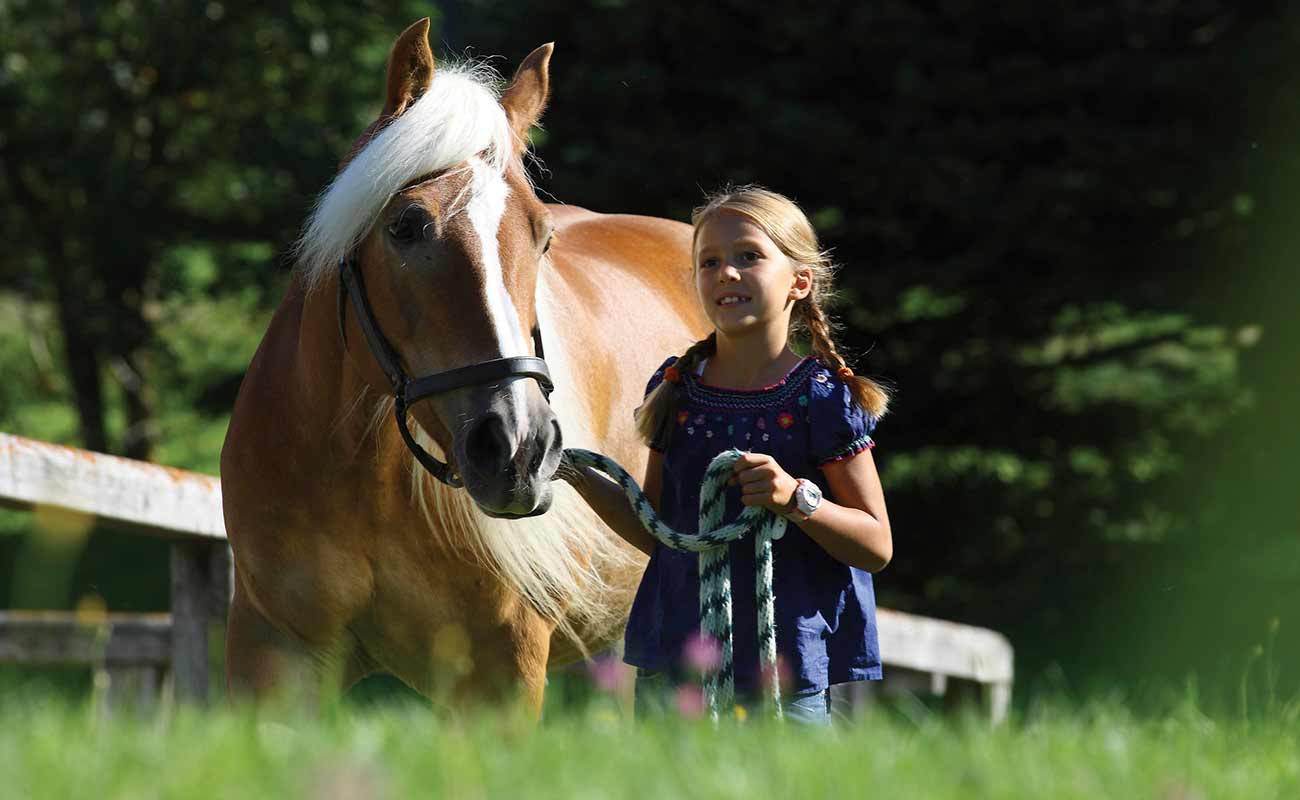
left=0, top=688, right=1296, bottom=799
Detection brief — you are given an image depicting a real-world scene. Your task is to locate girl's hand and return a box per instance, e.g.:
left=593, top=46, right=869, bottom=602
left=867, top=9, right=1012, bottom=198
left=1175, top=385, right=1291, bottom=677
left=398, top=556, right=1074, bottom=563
left=728, top=452, right=798, bottom=513
left=556, top=463, right=590, bottom=492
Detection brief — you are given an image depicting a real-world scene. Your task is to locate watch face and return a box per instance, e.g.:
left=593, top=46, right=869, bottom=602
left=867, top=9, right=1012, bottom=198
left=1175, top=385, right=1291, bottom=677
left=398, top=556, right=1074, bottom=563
left=797, top=481, right=823, bottom=515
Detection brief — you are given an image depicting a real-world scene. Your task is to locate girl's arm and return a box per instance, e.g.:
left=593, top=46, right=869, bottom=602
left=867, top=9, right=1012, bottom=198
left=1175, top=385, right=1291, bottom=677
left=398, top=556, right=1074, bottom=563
left=805, top=449, right=892, bottom=572
left=565, top=450, right=663, bottom=557
left=731, top=450, right=892, bottom=573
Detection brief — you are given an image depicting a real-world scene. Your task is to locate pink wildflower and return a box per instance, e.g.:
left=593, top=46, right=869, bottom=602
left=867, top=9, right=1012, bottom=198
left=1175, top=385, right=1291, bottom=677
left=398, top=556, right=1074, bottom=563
left=759, top=654, right=793, bottom=694
left=674, top=684, right=706, bottom=718
left=586, top=656, right=631, bottom=694
left=682, top=633, right=722, bottom=675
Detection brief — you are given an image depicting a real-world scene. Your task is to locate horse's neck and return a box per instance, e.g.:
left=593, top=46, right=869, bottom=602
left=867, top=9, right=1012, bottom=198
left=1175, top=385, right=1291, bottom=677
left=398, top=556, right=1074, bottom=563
left=293, top=273, right=418, bottom=469
left=534, top=265, right=599, bottom=450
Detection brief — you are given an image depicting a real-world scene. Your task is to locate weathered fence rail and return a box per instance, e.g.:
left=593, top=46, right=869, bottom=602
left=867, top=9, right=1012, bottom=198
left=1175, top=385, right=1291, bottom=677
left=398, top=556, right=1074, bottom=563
left=0, top=432, right=1014, bottom=720
left=0, top=432, right=230, bottom=705
left=0, top=610, right=173, bottom=710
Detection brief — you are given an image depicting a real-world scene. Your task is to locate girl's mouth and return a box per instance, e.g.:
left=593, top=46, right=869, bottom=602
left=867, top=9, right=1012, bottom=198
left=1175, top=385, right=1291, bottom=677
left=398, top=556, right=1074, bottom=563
left=717, top=295, right=751, bottom=307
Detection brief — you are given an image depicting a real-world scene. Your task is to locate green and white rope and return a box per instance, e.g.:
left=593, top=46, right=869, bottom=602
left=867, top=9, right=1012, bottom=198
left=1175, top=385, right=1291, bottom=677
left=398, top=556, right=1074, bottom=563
left=563, top=447, right=788, bottom=720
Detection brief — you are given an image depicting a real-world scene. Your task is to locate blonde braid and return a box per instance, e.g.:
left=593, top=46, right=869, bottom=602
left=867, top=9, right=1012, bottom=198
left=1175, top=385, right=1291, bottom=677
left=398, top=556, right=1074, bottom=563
left=800, top=297, right=890, bottom=419
left=634, top=333, right=718, bottom=449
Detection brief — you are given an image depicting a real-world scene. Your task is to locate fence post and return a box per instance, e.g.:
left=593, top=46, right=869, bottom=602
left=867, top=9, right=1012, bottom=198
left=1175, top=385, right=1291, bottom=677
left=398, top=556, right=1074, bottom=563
left=170, top=541, right=232, bottom=705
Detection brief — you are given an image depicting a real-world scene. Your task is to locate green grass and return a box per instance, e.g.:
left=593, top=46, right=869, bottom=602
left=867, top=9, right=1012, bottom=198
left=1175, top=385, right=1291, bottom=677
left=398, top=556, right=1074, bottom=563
left=1, top=694, right=1297, bottom=799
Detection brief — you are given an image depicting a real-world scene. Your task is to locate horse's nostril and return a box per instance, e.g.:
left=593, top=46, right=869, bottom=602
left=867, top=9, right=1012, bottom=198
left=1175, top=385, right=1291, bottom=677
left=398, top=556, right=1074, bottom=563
left=465, top=412, right=511, bottom=471
left=527, top=418, right=562, bottom=475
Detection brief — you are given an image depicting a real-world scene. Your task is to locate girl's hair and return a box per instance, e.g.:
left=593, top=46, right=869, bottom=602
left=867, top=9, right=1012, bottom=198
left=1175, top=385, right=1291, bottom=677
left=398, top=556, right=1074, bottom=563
left=635, top=185, right=890, bottom=450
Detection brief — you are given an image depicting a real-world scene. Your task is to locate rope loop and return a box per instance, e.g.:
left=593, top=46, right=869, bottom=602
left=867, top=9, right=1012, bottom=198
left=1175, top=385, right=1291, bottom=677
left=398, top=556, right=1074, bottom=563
left=563, top=447, right=786, bottom=721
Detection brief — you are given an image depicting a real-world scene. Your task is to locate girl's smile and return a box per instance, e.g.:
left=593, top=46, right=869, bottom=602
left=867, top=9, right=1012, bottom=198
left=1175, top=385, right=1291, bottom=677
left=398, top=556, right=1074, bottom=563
left=694, top=211, right=808, bottom=336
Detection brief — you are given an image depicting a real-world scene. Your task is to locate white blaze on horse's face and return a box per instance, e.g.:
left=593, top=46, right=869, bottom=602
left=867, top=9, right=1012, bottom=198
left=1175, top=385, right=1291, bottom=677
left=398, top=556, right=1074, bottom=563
left=465, top=155, right=530, bottom=427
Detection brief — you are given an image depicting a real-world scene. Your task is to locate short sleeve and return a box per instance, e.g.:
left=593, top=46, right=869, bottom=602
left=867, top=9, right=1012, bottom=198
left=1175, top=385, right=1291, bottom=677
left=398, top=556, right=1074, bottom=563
left=644, top=355, right=679, bottom=399
left=809, top=370, right=878, bottom=467
left=638, top=356, right=679, bottom=453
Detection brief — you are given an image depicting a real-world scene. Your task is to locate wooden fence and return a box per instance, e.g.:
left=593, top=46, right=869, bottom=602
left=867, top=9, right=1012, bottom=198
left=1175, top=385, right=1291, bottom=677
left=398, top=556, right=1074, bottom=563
left=0, top=432, right=1014, bottom=721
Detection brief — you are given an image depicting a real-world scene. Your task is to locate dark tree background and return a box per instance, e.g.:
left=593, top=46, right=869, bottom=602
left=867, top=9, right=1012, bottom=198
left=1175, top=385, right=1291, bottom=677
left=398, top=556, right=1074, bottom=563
left=2, top=0, right=1295, bottom=710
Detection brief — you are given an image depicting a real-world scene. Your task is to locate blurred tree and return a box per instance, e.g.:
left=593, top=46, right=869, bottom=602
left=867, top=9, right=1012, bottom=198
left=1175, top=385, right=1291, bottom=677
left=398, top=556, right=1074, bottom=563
left=0, top=0, right=429, bottom=458
left=453, top=0, right=1287, bottom=695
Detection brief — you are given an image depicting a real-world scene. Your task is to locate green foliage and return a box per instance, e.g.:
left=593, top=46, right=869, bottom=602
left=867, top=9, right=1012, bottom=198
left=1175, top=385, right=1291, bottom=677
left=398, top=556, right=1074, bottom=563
left=0, top=0, right=430, bottom=457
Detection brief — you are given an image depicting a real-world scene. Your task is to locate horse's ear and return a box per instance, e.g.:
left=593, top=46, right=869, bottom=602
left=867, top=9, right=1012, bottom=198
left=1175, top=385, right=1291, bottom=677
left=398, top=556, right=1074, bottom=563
left=501, top=43, right=554, bottom=146
left=382, top=18, right=436, bottom=118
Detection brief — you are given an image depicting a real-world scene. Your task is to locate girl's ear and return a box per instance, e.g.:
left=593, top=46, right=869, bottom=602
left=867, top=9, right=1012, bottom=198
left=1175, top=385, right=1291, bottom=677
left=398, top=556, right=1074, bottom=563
left=790, top=267, right=814, bottom=300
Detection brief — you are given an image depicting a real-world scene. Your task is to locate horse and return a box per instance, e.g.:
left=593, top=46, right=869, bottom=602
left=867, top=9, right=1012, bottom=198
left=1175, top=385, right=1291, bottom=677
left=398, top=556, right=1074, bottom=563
left=220, top=18, right=707, bottom=713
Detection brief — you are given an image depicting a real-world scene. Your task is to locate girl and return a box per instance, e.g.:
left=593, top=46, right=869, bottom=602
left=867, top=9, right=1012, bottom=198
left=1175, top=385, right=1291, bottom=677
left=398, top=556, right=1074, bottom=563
left=565, top=186, right=892, bottom=725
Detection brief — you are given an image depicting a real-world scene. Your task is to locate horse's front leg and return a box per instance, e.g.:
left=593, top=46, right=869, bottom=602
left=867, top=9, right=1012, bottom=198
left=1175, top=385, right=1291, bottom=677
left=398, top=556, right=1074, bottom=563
left=226, top=570, right=374, bottom=708
left=431, top=606, right=554, bottom=719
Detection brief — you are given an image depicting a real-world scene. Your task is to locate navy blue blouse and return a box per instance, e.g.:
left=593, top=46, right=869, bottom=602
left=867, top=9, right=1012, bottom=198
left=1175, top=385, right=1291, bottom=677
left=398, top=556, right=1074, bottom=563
left=623, top=355, right=883, bottom=697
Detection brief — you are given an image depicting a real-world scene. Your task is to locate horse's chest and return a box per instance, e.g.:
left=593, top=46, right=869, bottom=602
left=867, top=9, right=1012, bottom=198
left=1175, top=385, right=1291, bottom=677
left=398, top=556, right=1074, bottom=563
left=355, top=531, right=536, bottom=664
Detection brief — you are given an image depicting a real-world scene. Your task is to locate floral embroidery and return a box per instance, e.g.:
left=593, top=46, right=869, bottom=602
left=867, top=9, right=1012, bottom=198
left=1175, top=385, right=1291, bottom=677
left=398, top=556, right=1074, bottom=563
left=694, top=415, right=706, bottom=425
left=761, top=433, right=770, bottom=441
left=687, top=427, right=695, bottom=435
left=798, top=395, right=809, bottom=407
left=756, top=417, right=767, bottom=430
left=677, top=410, right=689, bottom=425
left=705, top=430, right=714, bottom=438
left=727, top=424, right=734, bottom=435
left=777, top=412, right=795, bottom=429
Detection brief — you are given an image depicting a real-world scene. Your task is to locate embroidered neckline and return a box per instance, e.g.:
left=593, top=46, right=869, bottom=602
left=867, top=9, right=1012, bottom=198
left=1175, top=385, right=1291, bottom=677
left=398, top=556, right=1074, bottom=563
left=694, top=356, right=812, bottom=392
left=685, top=357, right=822, bottom=411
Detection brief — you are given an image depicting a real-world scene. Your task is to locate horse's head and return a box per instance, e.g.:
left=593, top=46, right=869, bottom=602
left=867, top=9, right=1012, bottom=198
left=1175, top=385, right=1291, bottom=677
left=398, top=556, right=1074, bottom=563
left=298, top=20, right=562, bottom=519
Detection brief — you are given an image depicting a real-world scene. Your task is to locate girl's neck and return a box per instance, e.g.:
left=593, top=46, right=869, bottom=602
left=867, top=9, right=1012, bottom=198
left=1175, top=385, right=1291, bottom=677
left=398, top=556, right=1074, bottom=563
left=703, top=335, right=804, bottom=391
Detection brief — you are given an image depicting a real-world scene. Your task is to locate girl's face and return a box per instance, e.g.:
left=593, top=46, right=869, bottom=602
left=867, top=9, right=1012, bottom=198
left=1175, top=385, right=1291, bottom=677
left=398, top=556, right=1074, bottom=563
left=693, top=211, right=811, bottom=338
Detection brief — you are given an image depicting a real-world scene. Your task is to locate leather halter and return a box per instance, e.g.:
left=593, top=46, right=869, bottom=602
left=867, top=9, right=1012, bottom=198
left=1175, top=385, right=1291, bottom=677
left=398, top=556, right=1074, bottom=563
left=337, top=253, right=554, bottom=488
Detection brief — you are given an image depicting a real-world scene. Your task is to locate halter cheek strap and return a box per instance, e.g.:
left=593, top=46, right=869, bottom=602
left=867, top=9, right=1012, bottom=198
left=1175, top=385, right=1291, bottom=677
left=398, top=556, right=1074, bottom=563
left=336, top=254, right=554, bottom=488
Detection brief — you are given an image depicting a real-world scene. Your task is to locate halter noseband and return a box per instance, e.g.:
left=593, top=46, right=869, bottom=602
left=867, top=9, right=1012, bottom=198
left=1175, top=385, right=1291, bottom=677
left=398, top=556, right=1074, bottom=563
left=337, top=253, right=554, bottom=488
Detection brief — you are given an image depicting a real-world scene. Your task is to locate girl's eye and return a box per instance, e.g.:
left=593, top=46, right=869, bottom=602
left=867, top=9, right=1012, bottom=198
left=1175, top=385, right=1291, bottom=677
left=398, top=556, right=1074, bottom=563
left=701, top=258, right=719, bottom=269
left=744, top=251, right=761, bottom=262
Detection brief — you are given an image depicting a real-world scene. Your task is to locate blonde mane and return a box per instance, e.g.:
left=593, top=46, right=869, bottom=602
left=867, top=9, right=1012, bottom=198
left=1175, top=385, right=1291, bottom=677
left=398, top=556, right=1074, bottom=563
left=294, top=63, right=516, bottom=290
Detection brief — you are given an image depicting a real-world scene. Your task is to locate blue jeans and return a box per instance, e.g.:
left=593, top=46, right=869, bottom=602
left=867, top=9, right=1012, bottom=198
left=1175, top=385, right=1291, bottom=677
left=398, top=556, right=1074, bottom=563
left=634, top=668, right=832, bottom=726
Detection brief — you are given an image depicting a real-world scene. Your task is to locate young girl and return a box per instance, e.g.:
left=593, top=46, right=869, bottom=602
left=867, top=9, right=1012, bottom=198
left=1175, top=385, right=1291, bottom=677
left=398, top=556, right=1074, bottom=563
left=566, top=186, right=892, bottom=725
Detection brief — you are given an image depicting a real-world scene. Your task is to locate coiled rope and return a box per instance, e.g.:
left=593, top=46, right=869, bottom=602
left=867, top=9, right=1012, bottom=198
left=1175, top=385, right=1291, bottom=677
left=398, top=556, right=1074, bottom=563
left=562, top=447, right=787, bottom=721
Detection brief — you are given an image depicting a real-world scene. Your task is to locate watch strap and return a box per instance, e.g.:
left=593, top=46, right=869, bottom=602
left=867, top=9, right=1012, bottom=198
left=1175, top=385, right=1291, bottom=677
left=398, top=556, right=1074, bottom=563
left=784, top=478, right=811, bottom=521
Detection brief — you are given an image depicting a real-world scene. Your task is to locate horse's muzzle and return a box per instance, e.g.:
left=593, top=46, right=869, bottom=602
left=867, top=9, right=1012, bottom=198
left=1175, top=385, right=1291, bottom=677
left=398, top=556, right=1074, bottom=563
left=458, top=406, right=563, bottom=517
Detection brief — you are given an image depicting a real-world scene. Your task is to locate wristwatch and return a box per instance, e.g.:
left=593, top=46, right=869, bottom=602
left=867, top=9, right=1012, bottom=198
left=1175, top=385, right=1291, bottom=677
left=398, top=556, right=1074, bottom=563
left=784, top=478, right=823, bottom=521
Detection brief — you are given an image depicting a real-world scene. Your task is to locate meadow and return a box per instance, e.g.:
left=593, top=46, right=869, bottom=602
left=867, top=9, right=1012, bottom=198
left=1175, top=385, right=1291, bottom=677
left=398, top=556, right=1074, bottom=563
left=1, top=686, right=1296, bottom=799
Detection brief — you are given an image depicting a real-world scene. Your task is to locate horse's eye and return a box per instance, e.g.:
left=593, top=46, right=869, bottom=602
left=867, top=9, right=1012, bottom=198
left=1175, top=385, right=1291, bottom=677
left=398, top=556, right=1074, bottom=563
left=542, top=234, right=553, bottom=255
left=387, top=215, right=419, bottom=243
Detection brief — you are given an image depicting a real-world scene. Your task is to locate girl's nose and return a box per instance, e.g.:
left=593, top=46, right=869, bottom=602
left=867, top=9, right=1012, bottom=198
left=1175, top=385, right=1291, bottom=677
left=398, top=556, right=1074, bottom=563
left=719, top=263, right=742, bottom=281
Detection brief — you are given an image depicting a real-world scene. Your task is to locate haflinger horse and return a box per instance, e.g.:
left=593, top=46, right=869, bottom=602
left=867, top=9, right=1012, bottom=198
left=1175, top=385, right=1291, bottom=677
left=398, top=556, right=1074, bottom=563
left=221, top=19, right=706, bottom=714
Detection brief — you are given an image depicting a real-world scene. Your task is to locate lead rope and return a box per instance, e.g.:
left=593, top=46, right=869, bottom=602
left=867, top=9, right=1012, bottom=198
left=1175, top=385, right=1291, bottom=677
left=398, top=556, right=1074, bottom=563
left=562, top=448, right=786, bottom=721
